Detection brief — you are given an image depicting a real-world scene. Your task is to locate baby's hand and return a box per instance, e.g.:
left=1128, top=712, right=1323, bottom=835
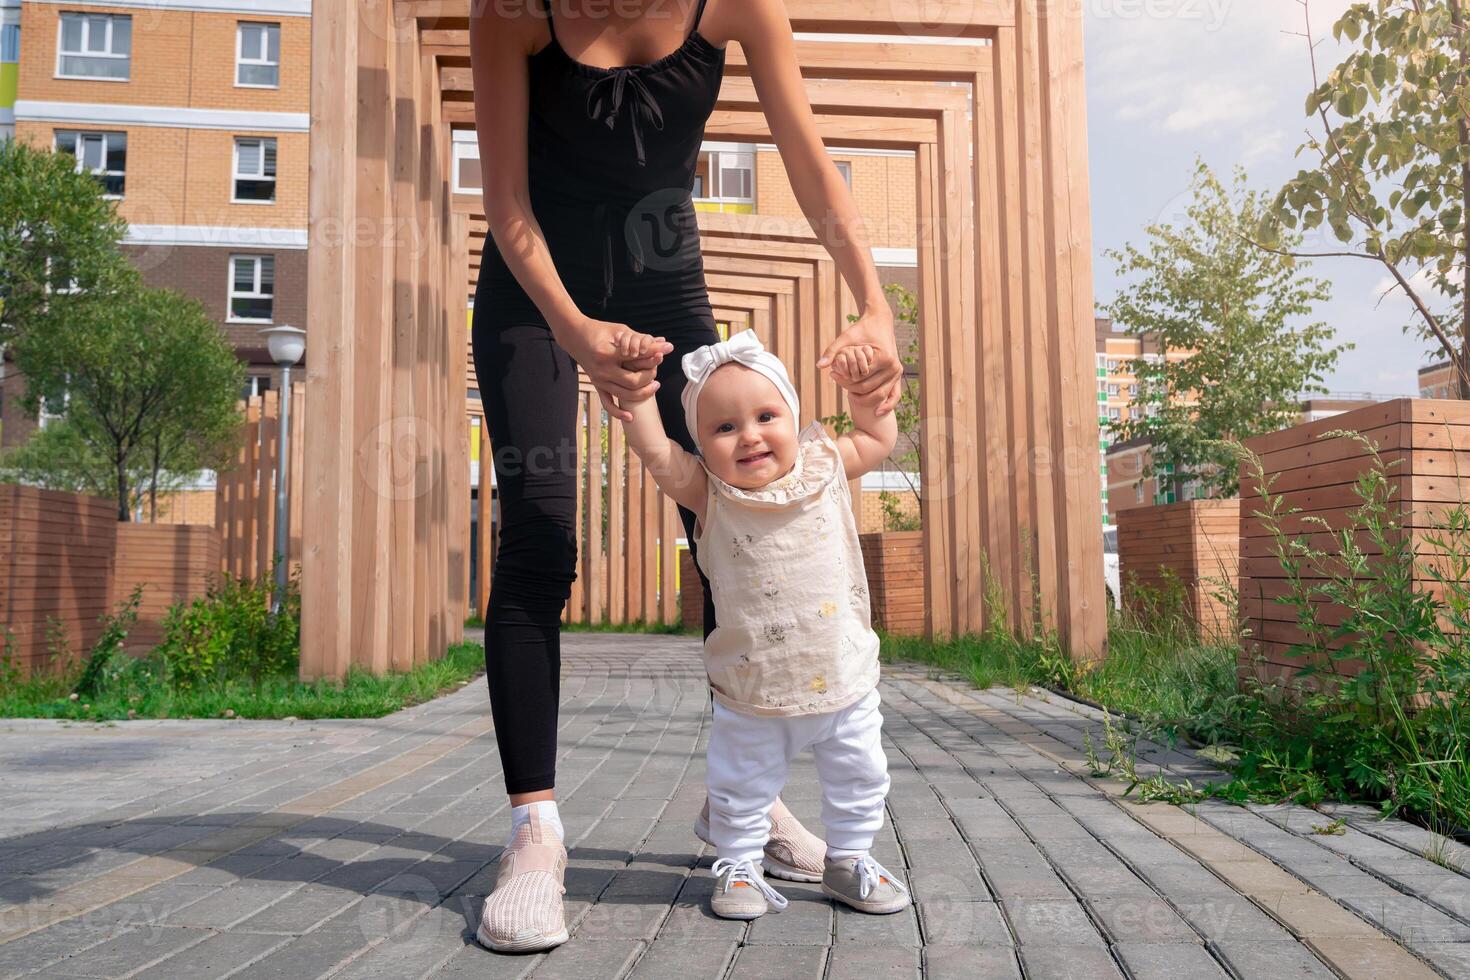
left=830, top=344, right=879, bottom=388
left=610, top=330, right=663, bottom=405
left=611, top=329, right=659, bottom=361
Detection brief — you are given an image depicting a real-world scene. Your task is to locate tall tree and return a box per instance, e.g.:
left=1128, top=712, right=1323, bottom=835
left=1101, top=159, right=1349, bottom=499
left=8, top=284, right=245, bottom=520
left=0, top=139, right=131, bottom=349
left=1266, top=0, right=1470, bottom=395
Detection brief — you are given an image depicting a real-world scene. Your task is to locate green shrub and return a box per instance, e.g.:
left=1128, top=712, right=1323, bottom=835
left=157, top=561, right=301, bottom=689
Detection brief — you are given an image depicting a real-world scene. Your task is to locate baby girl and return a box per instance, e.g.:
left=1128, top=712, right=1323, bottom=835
left=615, top=328, right=910, bottom=920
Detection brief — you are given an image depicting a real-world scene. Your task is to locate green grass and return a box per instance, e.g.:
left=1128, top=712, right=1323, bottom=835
left=0, top=641, right=488, bottom=722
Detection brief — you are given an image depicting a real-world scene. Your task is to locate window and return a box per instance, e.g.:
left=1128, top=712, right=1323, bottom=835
left=228, top=255, right=275, bottom=322
left=243, top=374, right=273, bottom=399
left=233, top=137, right=277, bottom=202
left=1107, top=407, right=1121, bottom=421
left=1107, top=383, right=1120, bottom=396
left=453, top=140, right=482, bottom=194
left=694, top=147, right=754, bottom=202
left=834, top=160, right=851, bottom=188
left=1, top=23, right=19, bottom=63
left=56, top=130, right=126, bottom=197
left=1128, top=383, right=1138, bottom=396
left=58, top=13, right=131, bottom=80
left=236, top=22, right=280, bottom=87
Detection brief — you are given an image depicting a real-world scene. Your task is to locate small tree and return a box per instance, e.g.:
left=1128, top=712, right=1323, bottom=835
left=1101, top=159, right=1349, bottom=499
left=8, top=283, right=244, bottom=520
left=0, top=139, right=131, bottom=349
left=1266, top=0, right=1470, bottom=396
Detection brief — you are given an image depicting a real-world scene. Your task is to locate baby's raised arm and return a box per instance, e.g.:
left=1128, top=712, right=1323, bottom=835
left=832, top=345, right=899, bottom=480
left=612, top=332, right=709, bottom=524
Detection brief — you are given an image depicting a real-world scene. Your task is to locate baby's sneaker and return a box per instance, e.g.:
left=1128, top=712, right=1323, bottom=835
left=821, top=853, right=911, bottom=914
left=694, top=795, right=826, bottom=883
left=709, top=857, right=790, bottom=920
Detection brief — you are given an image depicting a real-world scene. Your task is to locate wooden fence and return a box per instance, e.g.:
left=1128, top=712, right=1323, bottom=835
left=1117, top=499, right=1240, bottom=634
left=216, top=385, right=304, bottom=584
left=1238, top=398, right=1470, bottom=686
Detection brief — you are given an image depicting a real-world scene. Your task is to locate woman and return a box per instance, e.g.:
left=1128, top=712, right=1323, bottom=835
left=468, top=0, right=904, bottom=952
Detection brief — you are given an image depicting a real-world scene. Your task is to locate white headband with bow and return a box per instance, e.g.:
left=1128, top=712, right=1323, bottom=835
left=680, top=330, right=800, bottom=451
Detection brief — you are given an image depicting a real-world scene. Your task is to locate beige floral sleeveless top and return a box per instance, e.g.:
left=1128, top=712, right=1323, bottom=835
left=691, top=419, right=881, bottom=717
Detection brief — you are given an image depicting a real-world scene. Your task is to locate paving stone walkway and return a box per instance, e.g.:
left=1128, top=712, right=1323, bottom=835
left=1, top=632, right=1467, bottom=978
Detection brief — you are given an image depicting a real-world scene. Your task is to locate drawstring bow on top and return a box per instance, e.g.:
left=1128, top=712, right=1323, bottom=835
left=585, top=68, right=665, bottom=168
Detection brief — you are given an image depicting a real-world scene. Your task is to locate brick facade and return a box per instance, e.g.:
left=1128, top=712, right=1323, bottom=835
left=14, top=122, right=308, bottom=228
left=123, top=243, right=308, bottom=363
left=17, top=4, right=308, bottom=113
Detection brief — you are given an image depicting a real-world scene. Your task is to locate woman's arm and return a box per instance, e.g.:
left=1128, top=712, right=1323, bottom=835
left=468, top=4, right=672, bottom=421
left=729, top=0, right=904, bottom=415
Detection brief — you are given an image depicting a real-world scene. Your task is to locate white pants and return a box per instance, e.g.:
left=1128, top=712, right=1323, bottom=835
left=706, top=686, right=889, bottom=863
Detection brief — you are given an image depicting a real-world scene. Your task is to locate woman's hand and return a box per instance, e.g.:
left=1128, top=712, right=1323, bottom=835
left=818, top=306, right=903, bottom=416
left=553, top=315, right=673, bottom=422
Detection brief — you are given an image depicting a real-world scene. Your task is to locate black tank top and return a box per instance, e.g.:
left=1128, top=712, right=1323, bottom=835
left=507, top=0, right=726, bottom=311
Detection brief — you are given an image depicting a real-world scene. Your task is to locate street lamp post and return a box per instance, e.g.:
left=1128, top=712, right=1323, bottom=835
left=259, top=325, right=306, bottom=615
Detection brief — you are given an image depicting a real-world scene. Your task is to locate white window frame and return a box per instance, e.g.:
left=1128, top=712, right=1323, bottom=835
left=227, top=254, right=275, bottom=324
left=56, top=12, right=131, bottom=82
left=235, top=21, right=280, bottom=89
left=834, top=159, right=852, bottom=188
left=1, top=23, right=20, bottom=64
left=54, top=129, right=126, bottom=199
left=453, top=140, right=481, bottom=195
left=695, top=147, right=754, bottom=204
left=232, top=137, right=277, bottom=204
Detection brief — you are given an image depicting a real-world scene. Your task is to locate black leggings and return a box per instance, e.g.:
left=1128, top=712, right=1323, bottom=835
left=472, top=314, right=720, bottom=795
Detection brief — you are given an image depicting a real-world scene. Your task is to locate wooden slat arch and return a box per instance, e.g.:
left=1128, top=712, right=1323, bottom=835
left=306, top=0, right=1105, bottom=678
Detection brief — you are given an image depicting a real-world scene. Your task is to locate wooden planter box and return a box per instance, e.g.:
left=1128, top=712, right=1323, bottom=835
left=0, top=483, right=222, bottom=673
left=679, top=549, right=703, bottom=633
left=0, top=485, right=118, bottom=673
left=1117, top=499, right=1240, bottom=633
left=677, top=531, right=927, bottom=637
left=112, top=523, right=223, bottom=653
left=1238, top=398, right=1470, bottom=687
left=859, top=530, right=926, bottom=636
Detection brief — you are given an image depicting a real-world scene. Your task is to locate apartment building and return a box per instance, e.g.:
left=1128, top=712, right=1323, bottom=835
left=1420, top=359, right=1459, bottom=399
left=10, top=0, right=308, bottom=411
left=1, top=0, right=17, bottom=141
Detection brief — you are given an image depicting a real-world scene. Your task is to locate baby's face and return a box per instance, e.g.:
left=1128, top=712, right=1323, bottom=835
left=695, top=364, right=798, bottom=489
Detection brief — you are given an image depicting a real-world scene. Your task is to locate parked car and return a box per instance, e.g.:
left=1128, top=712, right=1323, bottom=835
left=1103, top=525, right=1120, bottom=608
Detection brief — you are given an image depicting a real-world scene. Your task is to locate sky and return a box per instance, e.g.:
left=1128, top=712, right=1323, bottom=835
left=1083, top=0, right=1435, bottom=397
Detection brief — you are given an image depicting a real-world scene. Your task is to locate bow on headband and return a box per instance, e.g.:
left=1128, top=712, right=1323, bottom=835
left=680, top=331, right=801, bottom=451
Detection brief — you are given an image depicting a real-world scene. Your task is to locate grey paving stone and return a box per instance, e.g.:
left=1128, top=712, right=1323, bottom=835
left=1001, top=898, right=1106, bottom=948
left=922, top=945, right=1021, bottom=980
left=227, top=923, right=370, bottom=980
left=30, top=925, right=207, bottom=977
left=0, top=637, right=1454, bottom=980
left=727, top=943, right=828, bottom=979
left=1086, top=896, right=1198, bottom=943
left=915, top=900, right=1012, bottom=946
left=141, top=929, right=288, bottom=979
left=525, top=936, right=643, bottom=979
left=1212, top=939, right=1338, bottom=978
left=1113, top=942, right=1227, bottom=979
left=1016, top=944, right=1124, bottom=979
left=744, top=891, right=833, bottom=946
left=626, top=938, right=738, bottom=979
left=827, top=943, right=920, bottom=978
